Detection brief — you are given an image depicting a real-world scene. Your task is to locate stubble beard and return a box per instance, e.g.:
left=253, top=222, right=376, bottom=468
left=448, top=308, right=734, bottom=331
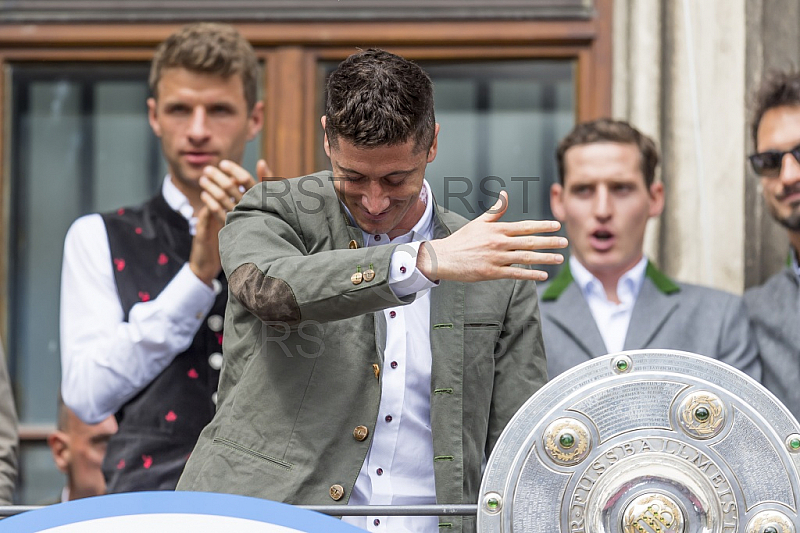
left=768, top=200, right=800, bottom=231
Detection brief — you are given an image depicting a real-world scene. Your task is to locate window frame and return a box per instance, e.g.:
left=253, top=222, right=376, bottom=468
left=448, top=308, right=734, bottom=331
left=0, top=1, right=611, bottom=445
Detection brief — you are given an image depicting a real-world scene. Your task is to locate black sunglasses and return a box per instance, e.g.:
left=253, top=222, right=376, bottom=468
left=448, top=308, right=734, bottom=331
left=749, top=143, right=800, bottom=177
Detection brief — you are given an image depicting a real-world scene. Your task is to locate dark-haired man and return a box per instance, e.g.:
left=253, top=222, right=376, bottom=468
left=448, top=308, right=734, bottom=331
left=60, top=22, right=270, bottom=492
left=540, top=119, right=760, bottom=379
left=745, top=71, right=800, bottom=420
left=178, top=49, right=565, bottom=533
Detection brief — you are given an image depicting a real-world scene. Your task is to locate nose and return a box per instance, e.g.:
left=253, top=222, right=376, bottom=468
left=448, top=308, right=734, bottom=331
left=360, top=180, right=390, bottom=215
left=779, top=151, right=800, bottom=186
left=593, top=186, right=612, bottom=220
left=188, top=107, right=210, bottom=143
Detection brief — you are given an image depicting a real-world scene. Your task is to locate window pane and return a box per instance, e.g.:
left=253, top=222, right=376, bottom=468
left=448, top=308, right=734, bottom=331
left=9, top=64, right=161, bottom=427
left=7, top=62, right=263, bottom=503
left=17, top=441, right=63, bottom=505
left=425, top=61, right=574, bottom=224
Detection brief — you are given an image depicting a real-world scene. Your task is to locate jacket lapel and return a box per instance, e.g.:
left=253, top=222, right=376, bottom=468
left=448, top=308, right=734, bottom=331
left=546, top=283, right=608, bottom=357
left=623, top=275, right=679, bottom=350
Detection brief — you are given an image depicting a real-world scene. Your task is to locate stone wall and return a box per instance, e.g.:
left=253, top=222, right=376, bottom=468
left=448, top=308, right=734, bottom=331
left=613, top=0, right=797, bottom=292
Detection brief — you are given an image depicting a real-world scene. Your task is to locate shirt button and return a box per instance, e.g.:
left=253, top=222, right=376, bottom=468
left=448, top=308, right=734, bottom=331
left=211, top=279, right=223, bottom=295
left=373, top=519, right=381, bottom=526
left=207, top=314, right=224, bottom=332
left=211, top=392, right=218, bottom=405
left=389, top=311, right=396, bottom=318
left=376, top=468, right=383, bottom=476
left=209, top=352, right=223, bottom=370
left=399, top=266, right=407, bottom=274
left=374, top=235, right=381, bottom=241
left=385, top=415, right=392, bottom=422
left=353, top=425, right=369, bottom=441
left=390, top=361, right=398, bottom=369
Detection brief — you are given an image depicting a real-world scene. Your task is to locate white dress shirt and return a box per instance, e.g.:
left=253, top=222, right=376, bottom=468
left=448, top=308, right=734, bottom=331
left=569, top=256, right=648, bottom=354
left=60, top=177, right=216, bottom=424
left=343, top=180, right=440, bottom=533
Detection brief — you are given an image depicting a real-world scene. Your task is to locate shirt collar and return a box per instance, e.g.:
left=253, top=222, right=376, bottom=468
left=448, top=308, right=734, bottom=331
left=569, top=255, right=648, bottom=305
left=342, top=179, right=435, bottom=245
left=162, top=175, right=197, bottom=234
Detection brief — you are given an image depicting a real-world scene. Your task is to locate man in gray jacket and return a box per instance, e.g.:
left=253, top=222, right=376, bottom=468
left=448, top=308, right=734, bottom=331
left=745, top=71, right=800, bottom=421
left=178, top=49, right=565, bottom=533
left=540, top=119, right=760, bottom=380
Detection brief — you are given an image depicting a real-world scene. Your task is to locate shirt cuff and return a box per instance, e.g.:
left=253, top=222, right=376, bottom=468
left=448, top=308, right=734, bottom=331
left=388, top=241, right=438, bottom=299
left=157, top=263, right=217, bottom=328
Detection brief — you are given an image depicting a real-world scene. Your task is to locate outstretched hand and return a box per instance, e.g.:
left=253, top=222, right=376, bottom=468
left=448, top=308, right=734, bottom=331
left=416, top=190, right=567, bottom=282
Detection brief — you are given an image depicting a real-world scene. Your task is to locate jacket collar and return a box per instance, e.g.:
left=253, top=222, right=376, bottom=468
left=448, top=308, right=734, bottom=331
left=541, top=259, right=680, bottom=301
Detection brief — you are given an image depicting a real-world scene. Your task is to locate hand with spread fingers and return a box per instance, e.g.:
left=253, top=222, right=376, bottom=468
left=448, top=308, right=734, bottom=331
left=417, top=190, right=568, bottom=283
left=190, top=158, right=275, bottom=285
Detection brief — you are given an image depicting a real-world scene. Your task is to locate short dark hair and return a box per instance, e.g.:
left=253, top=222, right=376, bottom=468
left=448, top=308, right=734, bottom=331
left=556, top=118, right=660, bottom=187
left=325, top=49, right=436, bottom=152
left=150, top=22, right=259, bottom=111
left=751, top=70, right=800, bottom=146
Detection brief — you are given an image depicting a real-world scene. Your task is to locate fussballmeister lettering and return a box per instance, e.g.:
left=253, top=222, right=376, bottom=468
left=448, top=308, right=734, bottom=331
left=567, top=437, right=737, bottom=532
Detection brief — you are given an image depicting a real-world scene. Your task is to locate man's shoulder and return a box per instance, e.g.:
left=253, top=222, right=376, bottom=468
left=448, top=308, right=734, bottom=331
left=670, top=280, right=739, bottom=302
left=246, top=171, right=338, bottom=215
left=744, top=268, right=796, bottom=309
left=665, top=280, right=745, bottom=315
left=432, top=203, right=470, bottom=232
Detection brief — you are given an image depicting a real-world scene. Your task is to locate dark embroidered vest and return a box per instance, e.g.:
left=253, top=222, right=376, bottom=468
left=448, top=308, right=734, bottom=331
left=100, top=193, right=226, bottom=492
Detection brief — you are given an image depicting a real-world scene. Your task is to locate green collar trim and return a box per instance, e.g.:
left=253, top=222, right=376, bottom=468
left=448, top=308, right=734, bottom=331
left=540, top=263, right=574, bottom=301
left=540, top=259, right=680, bottom=301
left=645, top=262, right=681, bottom=295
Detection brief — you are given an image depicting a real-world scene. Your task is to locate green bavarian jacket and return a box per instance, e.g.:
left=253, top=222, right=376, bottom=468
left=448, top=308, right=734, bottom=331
left=177, top=172, right=548, bottom=533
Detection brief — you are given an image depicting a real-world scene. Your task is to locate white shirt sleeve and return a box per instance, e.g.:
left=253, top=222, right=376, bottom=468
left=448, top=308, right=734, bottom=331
left=388, top=241, right=438, bottom=299
left=59, top=214, right=216, bottom=424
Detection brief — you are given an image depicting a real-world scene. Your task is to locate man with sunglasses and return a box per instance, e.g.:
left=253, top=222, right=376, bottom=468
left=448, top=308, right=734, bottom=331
left=745, top=71, right=800, bottom=420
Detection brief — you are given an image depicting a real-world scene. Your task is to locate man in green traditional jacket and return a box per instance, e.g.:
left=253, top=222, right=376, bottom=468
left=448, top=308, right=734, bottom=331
left=539, top=118, right=760, bottom=380
left=178, top=49, right=566, bottom=533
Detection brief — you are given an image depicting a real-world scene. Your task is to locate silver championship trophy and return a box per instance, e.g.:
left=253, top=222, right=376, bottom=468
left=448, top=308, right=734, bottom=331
left=478, top=349, right=800, bottom=533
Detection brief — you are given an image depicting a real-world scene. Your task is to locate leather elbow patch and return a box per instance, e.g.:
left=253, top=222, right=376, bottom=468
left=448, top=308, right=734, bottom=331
left=228, top=263, right=301, bottom=324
